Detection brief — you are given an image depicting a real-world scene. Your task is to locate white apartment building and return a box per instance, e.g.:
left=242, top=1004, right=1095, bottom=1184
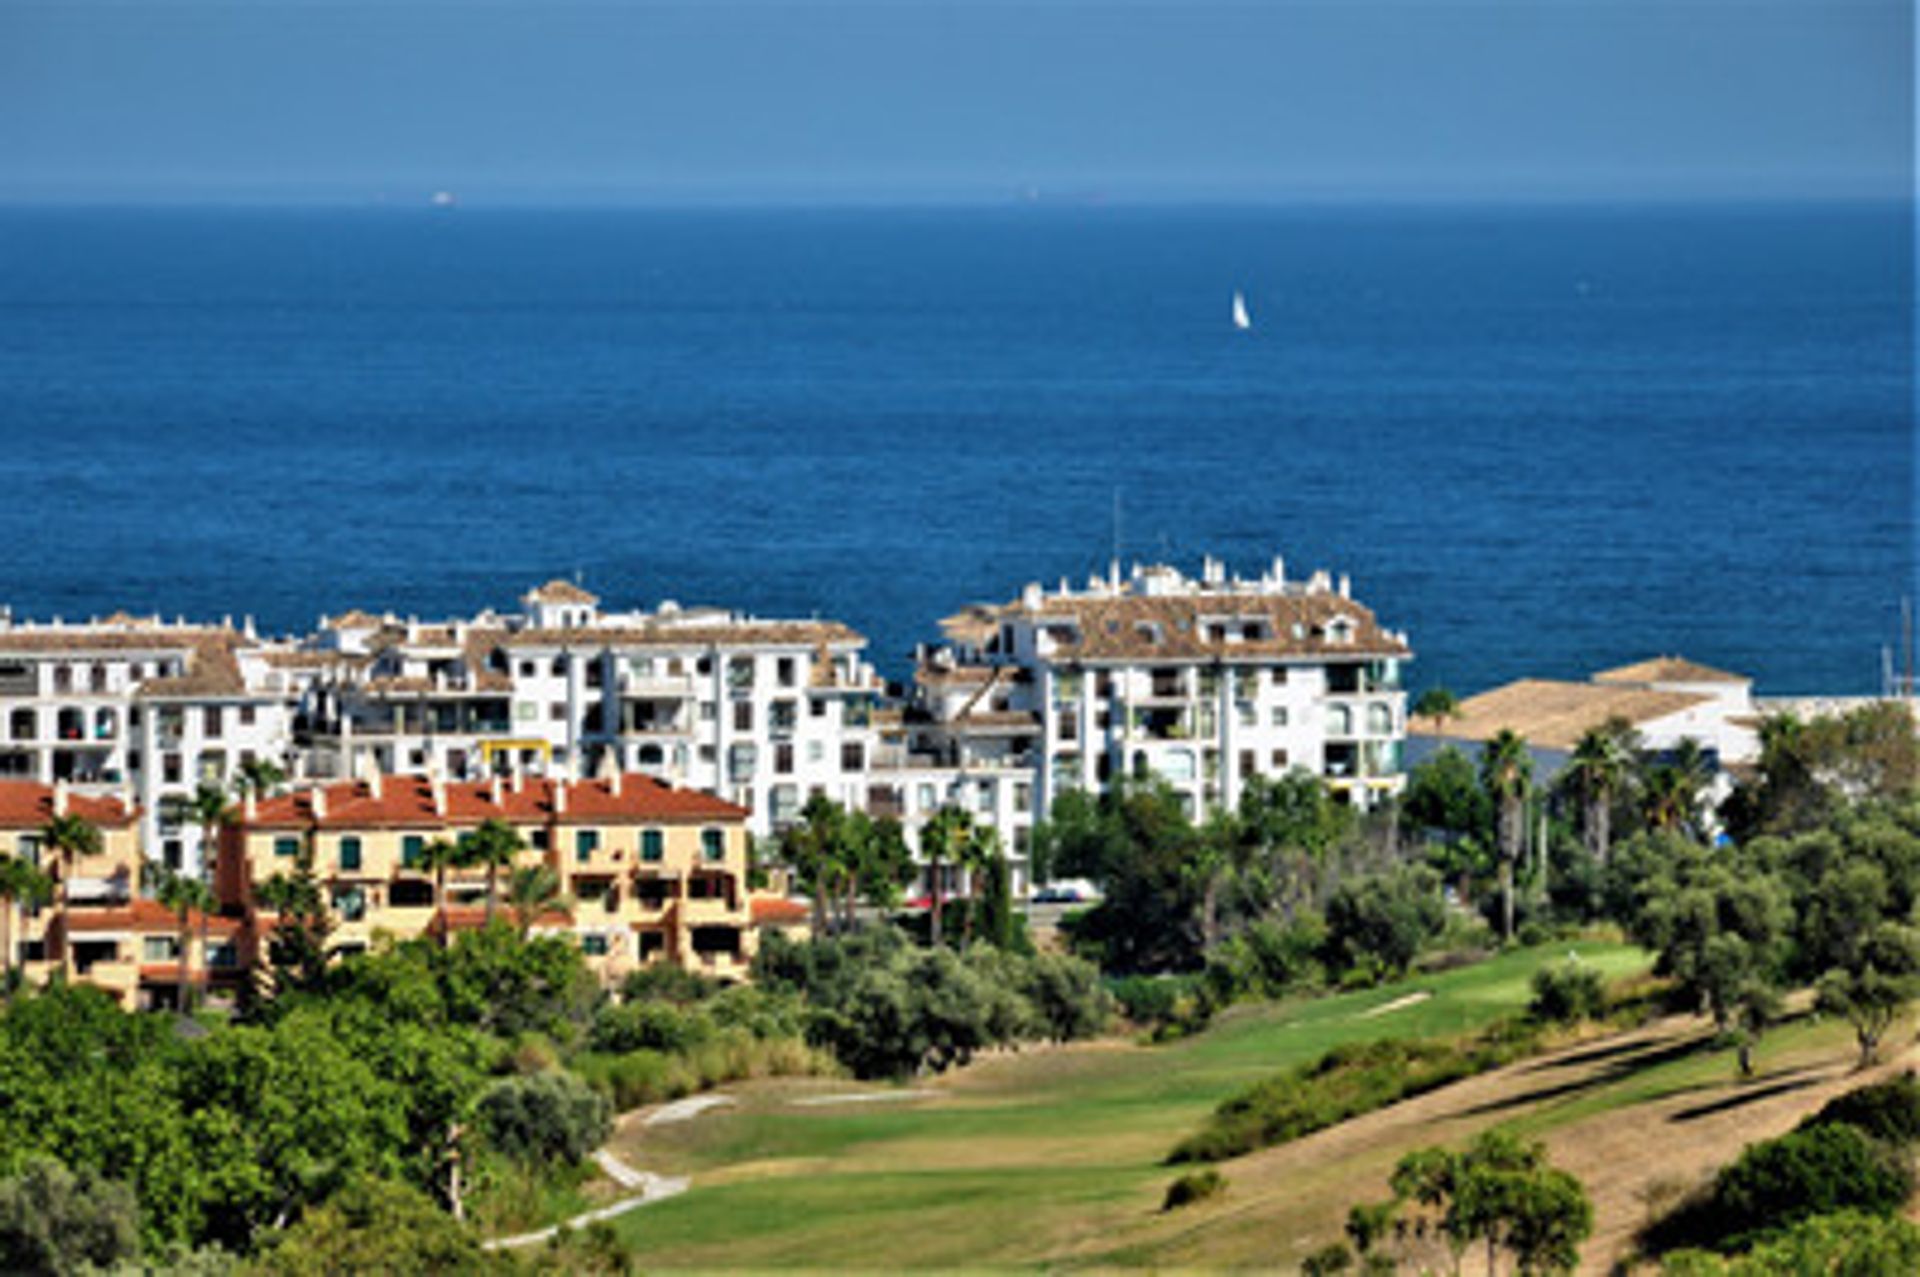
left=0, top=615, right=300, bottom=876
left=922, top=557, right=1414, bottom=828
left=296, top=582, right=886, bottom=840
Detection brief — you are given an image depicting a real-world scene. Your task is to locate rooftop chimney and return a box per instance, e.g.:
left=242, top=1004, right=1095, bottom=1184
left=430, top=777, right=446, bottom=817
left=489, top=775, right=504, bottom=806
left=242, top=789, right=257, bottom=823
left=368, top=770, right=383, bottom=801
left=310, top=785, right=328, bottom=822
left=51, top=781, right=68, bottom=818
left=552, top=779, right=569, bottom=817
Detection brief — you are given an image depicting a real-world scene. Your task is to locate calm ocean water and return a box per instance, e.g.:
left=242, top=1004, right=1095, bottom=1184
left=0, top=204, right=1910, bottom=694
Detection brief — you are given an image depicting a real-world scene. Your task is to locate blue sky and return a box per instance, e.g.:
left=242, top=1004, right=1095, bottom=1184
left=0, top=0, right=1909, bottom=203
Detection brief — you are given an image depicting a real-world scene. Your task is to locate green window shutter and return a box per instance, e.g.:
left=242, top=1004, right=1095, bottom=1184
left=339, top=836, right=362, bottom=872
left=273, top=836, right=299, bottom=858
left=701, top=829, right=724, bottom=862
left=576, top=829, right=598, bottom=862
left=401, top=835, right=424, bottom=868
left=641, top=830, right=664, bottom=862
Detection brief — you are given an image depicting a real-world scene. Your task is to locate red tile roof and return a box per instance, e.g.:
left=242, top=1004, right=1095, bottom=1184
left=433, top=905, right=573, bottom=931
left=240, top=774, right=746, bottom=830
left=526, top=580, right=600, bottom=606
left=751, top=897, right=811, bottom=926
left=0, top=782, right=136, bottom=829
left=66, top=898, right=241, bottom=935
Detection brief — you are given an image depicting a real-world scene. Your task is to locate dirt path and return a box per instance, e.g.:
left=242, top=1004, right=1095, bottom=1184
left=1072, top=1015, right=1911, bottom=1274
left=480, top=1148, right=688, bottom=1251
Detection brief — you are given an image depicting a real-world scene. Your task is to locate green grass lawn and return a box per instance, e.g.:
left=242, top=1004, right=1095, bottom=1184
left=608, top=941, right=1649, bottom=1269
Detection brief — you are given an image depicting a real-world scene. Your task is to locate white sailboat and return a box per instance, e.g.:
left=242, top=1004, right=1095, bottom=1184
left=1231, top=291, right=1252, bottom=331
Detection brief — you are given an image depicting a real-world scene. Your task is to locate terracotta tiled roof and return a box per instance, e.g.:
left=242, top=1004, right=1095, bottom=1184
left=915, top=664, right=1000, bottom=688
left=526, top=580, right=600, bottom=606
left=1415, top=679, right=1712, bottom=752
left=0, top=782, right=136, bottom=829
left=502, top=621, right=864, bottom=651
left=1592, top=656, right=1747, bottom=686
left=67, top=898, right=240, bottom=935
left=325, top=610, right=386, bottom=629
left=434, top=905, right=573, bottom=931
left=0, top=627, right=228, bottom=655
left=965, top=592, right=1408, bottom=663
left=751, top=897, right=811, bottom=926
left=240, top=774, right=747, bottom=830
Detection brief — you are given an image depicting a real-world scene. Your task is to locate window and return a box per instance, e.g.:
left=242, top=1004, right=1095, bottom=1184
left=239, top=705, right=256, bottom=727
left=1271, top=749, right=1290, bottom=769
left=840, top=742, right=865, bottom=772
left=338, top=836, right=362, bottom=872
left=727, top=656, right=754, bottom=691
left=550, top=656, right=569, bottom=677
left=770, top=784, right=799, bottom=825
left=976, top=780, right=994, bottom=813
left=332, top=886, right=367, bottom=922
left=806, top=740, right=825, bottom=764
left=1237, top=703, right=1256, bottom=728
left=770, top=700, right=797, bottom=733
left=163, top=753, right=182, bottom=784
left=641, top=830, right=664, bottom=862
left=727, top=743, right=757, bottom=782
left=549, top=703, right=567, bottom=721
left=401, top=835, right=425, bottom=869
left=203, top=707, right=222, bottom=739
left=733, top=701, right=753, bottom=732
left=208, top=943, right=237, bottom=969
left=700, top=829, right=724, bottom=862
left=1162, top=749, right=1196, bottom=782
left=1271, top=706, right=1289, bottom=728
left=776, top=657, right=796, bottom=688
left=143, top=936, right=178, bottom=962
left=1013, top=783, right=1032, bottom=814
left=1327, top=705, right=1354, bottom=736
left=582, top=934, right=609, bottom=956
left=1367, top=703, right=1394, bottom=735
left=274, top=835, right=299, bottom=859
left=774, top=743, right=794, bottom=775
left=916, top=783, right=936, bottom=811
left=575, top=829, right=600, bottom=862
left=529, top=829, right=550, bottom=850
left=89, top=664, right=106, bottom=693
left=1270, top=666, right=1289, bottom=685
left=9, top=710, right=33, bottom=741
left=1239, top=749, right=1255, bottom=778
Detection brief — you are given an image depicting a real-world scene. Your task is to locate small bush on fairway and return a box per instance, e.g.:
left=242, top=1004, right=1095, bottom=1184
left=1161, top=1168, right=1225, bottom=1211
left=1529, top=959, right=1607, bottom=1024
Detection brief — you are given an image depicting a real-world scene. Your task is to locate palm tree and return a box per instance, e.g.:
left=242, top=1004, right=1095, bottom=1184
left=0, top=853, right=52, bottom=996
left=1411, top=687, right=1460, bottom=737
left=956, top=825, right=1003, bottom=950
left=151, top=862, right=216, bottom=1013
left=38, top=812, right=101, bottom=981
left=1565, top=722, right=1630, bottom=867
left=1478, top=730, right=1532, bottom=943
left=419, top=837, right=463, bottom=949
left=505, top=864, right=567, bottom=940
left=164, top=779, right=234, bottom=886
left=464, top=819, right=524, bottom=924
left=780, top=795, right=851, bottom=937
left=919, top=805, right=973, bottom=949
left=232, top=757, right=287, bottom=800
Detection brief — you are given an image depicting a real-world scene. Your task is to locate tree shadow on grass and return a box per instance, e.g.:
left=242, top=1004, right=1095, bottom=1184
left=1451, top=1033, right=1723, bottom=1119
left=1665, top=1068, right=1827, bottom=1123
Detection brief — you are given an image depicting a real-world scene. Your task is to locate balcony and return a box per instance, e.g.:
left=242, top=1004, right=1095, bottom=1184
left=621, top=674, right=695, bottom=698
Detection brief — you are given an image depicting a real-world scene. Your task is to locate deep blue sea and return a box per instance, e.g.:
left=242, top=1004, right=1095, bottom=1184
left=0, top=204, right=1910, bottom=695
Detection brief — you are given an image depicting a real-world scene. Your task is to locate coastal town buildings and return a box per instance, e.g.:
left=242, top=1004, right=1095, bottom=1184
left=895, top=557, right=1414, bottom=896
left=217, top=771, right=759, bottom=982
left=0, top=556, right=1415, bottom=930
left=1407, top=656, right=1762, bottom=780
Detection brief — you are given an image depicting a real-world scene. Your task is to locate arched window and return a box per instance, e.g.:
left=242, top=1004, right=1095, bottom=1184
left=1327, top=705, right=1353, bottom=737
left=1366, top=704, right=1393, bottom=736
left=94, top=708, right=117, bottom=740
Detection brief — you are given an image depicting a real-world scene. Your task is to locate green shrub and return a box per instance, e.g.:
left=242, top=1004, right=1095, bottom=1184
left=619, top=965, right=723, bottom=1006
left=0, top=1157, right=142, bottom=1276
left=1711, top=1124, right=1912, bottom=1245
left=1300, top=1241, right=1355, bottom=1275
left=1167, top=1023, right=1543, bottom=1165
left=1161, top=1168, right=1225, bottom=1211
left=1662, top=1211, right=1920, bottom=1275
left=1798, top=1071, right=1920, bottom=1149
left=1529, top=960, right=1607, bottom=1025
left=478, top=1072, right=612, bottom=1166
left=590, top=1002, right=714, bottom=1055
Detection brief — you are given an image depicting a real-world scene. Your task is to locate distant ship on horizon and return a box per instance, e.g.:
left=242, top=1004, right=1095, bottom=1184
left=1232, top=290, right=1252, bottom=331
